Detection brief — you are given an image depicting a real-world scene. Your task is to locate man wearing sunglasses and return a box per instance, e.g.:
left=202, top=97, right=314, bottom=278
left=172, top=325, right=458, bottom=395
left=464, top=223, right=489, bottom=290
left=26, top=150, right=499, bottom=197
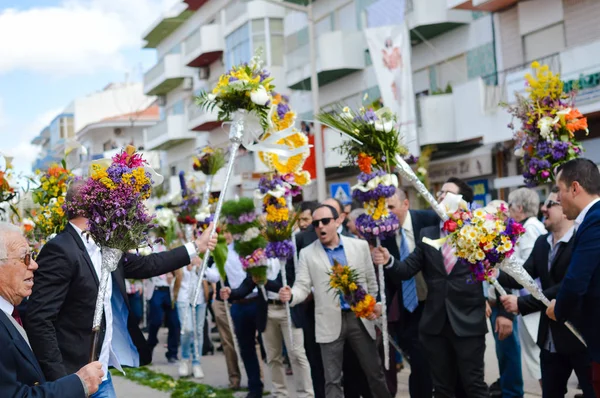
left=0, top=222, right=105, bottom=397
left=25, top=180, right=217, bottom=398
left=279, top=204, right=391, bottom=398
left=498, top=187, right=594, bottom=397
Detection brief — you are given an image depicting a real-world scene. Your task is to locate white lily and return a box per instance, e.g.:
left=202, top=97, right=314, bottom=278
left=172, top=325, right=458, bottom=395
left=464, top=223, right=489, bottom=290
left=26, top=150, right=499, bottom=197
left=514, top=147, right=524, bottom=157
left=195, top=206, right=212, bottom=222
left=538, top=116, right=556, bottom=141
left=553, top=108, right=571, bottom=124
left=351, top=173, right=399, bottom=192
left=374, top=120, right=394, bottom=132
left=417, top=167, right=428, bottom=176
left=440, top=192, right=466, bottom=214
left=250, top=85, right=271, bottom=106
left=207, top=93, right=217, bottom=101
left=254, top=181, right=290, bottom=200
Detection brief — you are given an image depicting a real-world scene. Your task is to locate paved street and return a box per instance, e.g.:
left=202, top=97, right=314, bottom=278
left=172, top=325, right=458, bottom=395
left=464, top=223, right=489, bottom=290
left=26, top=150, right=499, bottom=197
left=113, top=321, right=581, bottom=397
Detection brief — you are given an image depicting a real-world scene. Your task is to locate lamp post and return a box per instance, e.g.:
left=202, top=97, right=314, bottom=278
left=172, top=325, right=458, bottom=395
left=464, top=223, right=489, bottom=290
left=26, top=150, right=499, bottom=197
left=264, top=0, right=326, bottom=201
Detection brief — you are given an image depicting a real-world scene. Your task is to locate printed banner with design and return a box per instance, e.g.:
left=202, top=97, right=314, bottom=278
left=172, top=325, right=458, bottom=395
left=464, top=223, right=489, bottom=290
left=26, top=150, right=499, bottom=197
left=365, top=24, right=418, bottom=155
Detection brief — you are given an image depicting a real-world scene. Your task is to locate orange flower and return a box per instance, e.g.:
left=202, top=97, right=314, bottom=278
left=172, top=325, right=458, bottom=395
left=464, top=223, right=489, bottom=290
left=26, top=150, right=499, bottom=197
left=47, top=165, right=68, bottom=177
left=357, top=153, right=375, bottom=174
left=565, top=108, right=588, bottom=134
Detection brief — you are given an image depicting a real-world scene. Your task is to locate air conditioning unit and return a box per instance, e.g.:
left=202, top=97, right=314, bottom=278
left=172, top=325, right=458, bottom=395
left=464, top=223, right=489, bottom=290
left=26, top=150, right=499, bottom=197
left=114, top=128, right=122, bottom=136
left=198, top=67, right=210, bottom=80
left=157, top=96, right=167, bottom=106
left=182, top=77, right=193, bottom=91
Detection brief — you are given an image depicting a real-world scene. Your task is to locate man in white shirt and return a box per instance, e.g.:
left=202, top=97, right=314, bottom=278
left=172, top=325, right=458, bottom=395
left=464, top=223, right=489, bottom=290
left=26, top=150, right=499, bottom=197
left=0, top=222, right=104, bottom=397
left=26, top=181, right=217, bottom=398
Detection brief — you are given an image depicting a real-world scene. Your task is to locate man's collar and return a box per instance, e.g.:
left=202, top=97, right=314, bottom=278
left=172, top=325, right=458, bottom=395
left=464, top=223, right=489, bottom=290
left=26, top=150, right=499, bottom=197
left=322, top=234, right=344, bottom=251
left=0, top=295, right=14, bottom=316
left=548, top=226, right=575, bottom=245
left=402, top=210, right=412, bottom=232
left=575, top=197, right=600, bottom=227
left=69, top=222, right=98, bottom=249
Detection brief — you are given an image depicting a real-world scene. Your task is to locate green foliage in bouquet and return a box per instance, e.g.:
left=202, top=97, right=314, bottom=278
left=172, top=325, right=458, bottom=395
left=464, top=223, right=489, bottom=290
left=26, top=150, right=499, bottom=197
left=212, top=234, right=229, bottom=281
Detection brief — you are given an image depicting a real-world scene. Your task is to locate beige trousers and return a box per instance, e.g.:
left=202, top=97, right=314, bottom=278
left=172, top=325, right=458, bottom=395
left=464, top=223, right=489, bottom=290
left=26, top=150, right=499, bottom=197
left=263, top=304, right=314, bottom=398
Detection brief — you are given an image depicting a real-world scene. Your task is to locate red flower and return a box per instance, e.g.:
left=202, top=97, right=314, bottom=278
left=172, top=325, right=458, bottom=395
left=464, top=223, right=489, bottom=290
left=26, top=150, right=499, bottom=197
left=443, top=219, right=458, bottom=233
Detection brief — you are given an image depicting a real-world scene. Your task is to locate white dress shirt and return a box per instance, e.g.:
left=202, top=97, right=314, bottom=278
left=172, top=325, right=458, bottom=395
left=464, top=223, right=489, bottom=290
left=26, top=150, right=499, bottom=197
left=0, top=295, right=14, bottom=317
left=574, top=198, right=600, bottom=231
left=266, top=258, right=281, bottom=300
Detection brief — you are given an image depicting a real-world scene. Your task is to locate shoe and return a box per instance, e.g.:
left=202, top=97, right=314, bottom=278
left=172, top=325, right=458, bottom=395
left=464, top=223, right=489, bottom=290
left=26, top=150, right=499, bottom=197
left=489, top=379, right=502, bottom=398
left=178, top=361, right=190, bottom=377
left=192, top=364, right=204, bottom=379
left=245, top=392, right=263, bottom=398
left=167, top=356, right=178, bottom=364
left=229, top=383, right=241, bottom=390
left=285, top=365, right=293, bottom=376
left=211, top=326, right=218, bottom=333
left=574, top=395, right=584, bottom=398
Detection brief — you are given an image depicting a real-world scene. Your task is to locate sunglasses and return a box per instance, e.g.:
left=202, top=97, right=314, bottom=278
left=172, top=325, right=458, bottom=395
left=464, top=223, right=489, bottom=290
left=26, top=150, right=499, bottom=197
left=544, top=200, right=561, bottom=209
left=1, top=252, right=34, bottom=266
left=312, top=218, right=334, bottom=228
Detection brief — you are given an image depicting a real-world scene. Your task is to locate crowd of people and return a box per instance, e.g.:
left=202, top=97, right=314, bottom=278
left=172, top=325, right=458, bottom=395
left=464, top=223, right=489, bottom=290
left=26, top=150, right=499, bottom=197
left=1, top=157, right=599, bottom=398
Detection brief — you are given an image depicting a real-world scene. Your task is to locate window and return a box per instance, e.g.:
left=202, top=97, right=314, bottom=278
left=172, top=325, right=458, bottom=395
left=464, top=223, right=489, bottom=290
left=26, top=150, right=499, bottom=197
left=315, top=15, right=332, bottom=38
left=225, top=23, right=251, bottom=70
left=252, top=19, right=267, bottom=58
left=268, top=19, right=284, bottom=66
left=335, top=2, right=356, bottom=32
left=523, top=23, right=565, bottom=62
left=169, top=99, right=185, bottom=116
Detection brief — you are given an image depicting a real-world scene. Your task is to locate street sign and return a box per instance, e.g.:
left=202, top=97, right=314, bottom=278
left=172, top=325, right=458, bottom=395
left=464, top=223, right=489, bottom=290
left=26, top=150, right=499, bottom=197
left=330, top=182, right=352, bottom=204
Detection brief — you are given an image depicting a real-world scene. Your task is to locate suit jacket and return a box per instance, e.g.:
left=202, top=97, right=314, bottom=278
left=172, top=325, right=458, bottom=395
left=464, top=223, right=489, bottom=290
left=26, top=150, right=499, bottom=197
left=25, top=223, right=191, bottom=381
left=0, top=310, right=85, bottom=398
left=498, top=233, right=584, bottom=354
left=380, top=209, right=439, bottom=313
left=290, top=236, right=379, bottom=343
left=555, top=200, right=600, bottom=362
left=385, top=225, right=488, bottom=337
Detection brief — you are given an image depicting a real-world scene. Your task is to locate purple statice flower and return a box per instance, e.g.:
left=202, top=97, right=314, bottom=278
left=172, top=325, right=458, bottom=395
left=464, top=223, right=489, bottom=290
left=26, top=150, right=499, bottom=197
left=265, top=240, right=294, bottom=260
left=354, top=213, right=400, bottom=241
left=551, top=141, right=569, bottom=161
left=277, top=102, right=290, bottom=120
left=352, top=184, right=396, bottom=203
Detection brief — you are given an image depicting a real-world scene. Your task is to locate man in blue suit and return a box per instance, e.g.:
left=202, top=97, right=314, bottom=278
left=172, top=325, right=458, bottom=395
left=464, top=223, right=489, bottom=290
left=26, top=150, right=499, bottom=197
left=546, top=158, right=600, bottom=397
left=0, top=222, right=104, bottom=397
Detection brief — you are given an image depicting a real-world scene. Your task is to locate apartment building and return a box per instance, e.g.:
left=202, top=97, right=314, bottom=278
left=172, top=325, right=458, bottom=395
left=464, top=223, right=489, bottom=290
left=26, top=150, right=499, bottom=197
left=141, top=0, right=289, bottom=198
left=31, top=113, right=74, bottom=171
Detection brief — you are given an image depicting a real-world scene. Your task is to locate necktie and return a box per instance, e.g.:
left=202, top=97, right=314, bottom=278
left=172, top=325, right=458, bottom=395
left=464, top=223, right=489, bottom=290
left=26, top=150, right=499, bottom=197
left=442, top=241, right=457, bottom=275
left=12, top=308, right=23, bottom=327
left=400, top=229, right=418, bottom=313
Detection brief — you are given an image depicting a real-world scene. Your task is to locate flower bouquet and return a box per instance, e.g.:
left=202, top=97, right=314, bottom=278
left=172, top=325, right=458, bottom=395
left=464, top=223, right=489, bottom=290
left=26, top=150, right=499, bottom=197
left=221, top=198, right=269, bottom=289
left=424, top=194, right=525, bottom=283
left=30, top=162, right=73, bottom=242
left=196, top=52, right=274, bottom=131
left=329, top=259, right=376, bottom=318
left=67, top=145, right=160, bottom=361
left=506, top=61, right=587, bottom=186
left=177, top=195, right=201, bottom=225
left=319, top=106, right=406, bottom=241
left=0, top=155, right=18, bottom=218
left=192, top=146, right=227, bottom=228
left=153, top=207, right=178, bottom=248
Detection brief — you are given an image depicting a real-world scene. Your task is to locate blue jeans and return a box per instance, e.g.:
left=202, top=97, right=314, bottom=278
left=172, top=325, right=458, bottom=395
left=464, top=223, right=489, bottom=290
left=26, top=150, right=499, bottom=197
left=91, top=373, right=117, bottom=398
left=177, top=302, right=207, bottom=365
left=147, top=289, right=180, bottom=360
left=490, top=305, right=524, bottom=398
left=231, top=300, right=263, bottom=394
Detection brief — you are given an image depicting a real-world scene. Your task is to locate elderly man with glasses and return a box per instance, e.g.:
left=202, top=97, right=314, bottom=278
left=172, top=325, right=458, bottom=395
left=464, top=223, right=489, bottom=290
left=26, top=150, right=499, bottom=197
left=0, top=222, right=105, bottom=397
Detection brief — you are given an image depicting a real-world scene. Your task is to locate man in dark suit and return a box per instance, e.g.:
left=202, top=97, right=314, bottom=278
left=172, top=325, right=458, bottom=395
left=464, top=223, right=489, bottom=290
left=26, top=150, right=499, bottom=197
left=25, top=181, right=217, bottom=397
left=220, top=259, right=313, bottom=397
left=499, top=187, right=595, bottom=397
left=379, top=187, right=439, bottom=397
left=0, top=222, right=104, bottom=397
left=546, top=158, right=600, bottom=397
left=373, top=177, right=494, bottom=398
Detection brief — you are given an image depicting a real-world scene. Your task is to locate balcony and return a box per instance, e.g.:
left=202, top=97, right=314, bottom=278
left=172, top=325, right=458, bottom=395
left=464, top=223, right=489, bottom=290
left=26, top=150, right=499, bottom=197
left=144, top=53, right=187, bottom=96
left=407, top=0, right=472, bottom=45
left=144, top=114, right=197, bottom=150
left=187, top=100, right=220, bottom=131
left=183, top=24, right=225, bottom=67
left=286, top=30, right=366, bottom=90
left=143, top=8, right=193, bottom=48
left=183, top=0, right=210, bottom=11
left=447, top=0, right=520, bottom=12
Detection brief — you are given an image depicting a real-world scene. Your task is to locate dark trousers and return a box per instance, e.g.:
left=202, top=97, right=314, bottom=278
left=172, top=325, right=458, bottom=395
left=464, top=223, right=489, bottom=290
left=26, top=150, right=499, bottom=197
left=540, top=349, right=595, bottom=398
left=230, top=300, right=263, bottom=394
left=593, top=362, right=600, bottom=398
left=147, top=289, right=180, bottom=360
left=490, top=306, right=524, bottom=398
left=320, top=312, right=391, bottom=398
left=303, top=299, right=326, bottom=398
left=396, top=303, right=432, bottom=398
left=377, top=325, right=397, bottom=397
left=127, top=292, right=143, bottom=326
left=420, top=322, right=488, bottom=398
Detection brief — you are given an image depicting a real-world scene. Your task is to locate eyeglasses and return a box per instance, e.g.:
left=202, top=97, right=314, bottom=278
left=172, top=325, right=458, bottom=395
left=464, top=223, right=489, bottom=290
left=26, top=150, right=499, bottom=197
left=312, top=218, right=334, bottom=228
left=544, top=200, right=561, bottom=209
left=436, top=190, right=453, bottom=198
left=0, top=252, right=34, bottom=266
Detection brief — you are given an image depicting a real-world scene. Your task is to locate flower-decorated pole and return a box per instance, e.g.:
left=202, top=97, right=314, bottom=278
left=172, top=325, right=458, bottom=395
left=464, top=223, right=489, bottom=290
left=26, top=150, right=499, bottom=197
left=279, top=194, right=295, bottom=346
left=374, top=237, right=389, bottom=369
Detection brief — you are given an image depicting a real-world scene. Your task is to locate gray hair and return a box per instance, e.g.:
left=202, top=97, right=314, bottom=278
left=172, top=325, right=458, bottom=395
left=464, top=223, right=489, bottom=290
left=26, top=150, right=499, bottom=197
left=0, top=222, right=22, bottom=262
left=348, top=208, right=366, bottom=222
left=508, top=188, right=540, bottom=218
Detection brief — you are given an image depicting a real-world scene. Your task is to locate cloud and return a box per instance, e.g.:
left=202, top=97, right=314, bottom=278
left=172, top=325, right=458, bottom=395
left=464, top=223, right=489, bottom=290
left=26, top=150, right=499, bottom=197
left=0, top=0, right=176, bottom=76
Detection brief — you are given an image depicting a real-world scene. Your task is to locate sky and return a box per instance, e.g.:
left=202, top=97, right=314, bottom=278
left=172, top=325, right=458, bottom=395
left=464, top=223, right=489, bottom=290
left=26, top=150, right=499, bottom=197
left=0, top=0, right=178, bottom=176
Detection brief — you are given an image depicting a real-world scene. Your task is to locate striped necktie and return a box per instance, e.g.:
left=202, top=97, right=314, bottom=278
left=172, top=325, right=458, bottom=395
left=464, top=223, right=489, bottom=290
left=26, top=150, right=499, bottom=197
left=400, top=229, right=417, bottom=313
left=442, top=241, right=457, bottom=274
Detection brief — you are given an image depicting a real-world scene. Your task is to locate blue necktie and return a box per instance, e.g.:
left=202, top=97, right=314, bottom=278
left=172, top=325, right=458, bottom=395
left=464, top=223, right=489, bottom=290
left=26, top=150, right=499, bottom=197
left=400, top=229, right=418, bottom=312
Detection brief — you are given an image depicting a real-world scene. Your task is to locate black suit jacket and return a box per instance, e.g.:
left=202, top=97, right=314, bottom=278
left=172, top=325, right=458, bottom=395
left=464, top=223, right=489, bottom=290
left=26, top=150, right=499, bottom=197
left=0, top=310, right=84, bottom=397
left=227, top=277, right=286, bottom=332
left=380, top=209, right=439, bottom=314
left=25, top=223, right=191, bottom=381
left=385, top=225, right=489, bottom=337
left=498, top=233, right=585, bottom=354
